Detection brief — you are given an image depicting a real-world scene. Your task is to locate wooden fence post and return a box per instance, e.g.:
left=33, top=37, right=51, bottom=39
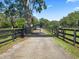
left=62, top=29, right=65, bottom=40
left=52, top=29, right=53, bottom=35
left=12, top=29, right=16, bottom=41
left=56, top=29, right=59, bottom=37
left=20, top=29, right=25, bottom=38
left=73, top=30, right=76, bottom=46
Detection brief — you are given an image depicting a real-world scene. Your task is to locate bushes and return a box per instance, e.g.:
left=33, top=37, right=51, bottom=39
left=0, top=21, right=11, bottom=28
left=60, top=11, right=79, bottom=28
left=15, top=18, right=25, bottom=28
left=0, top=13, right=26, bottom=28
left=39, top=18, right=59, bottom=32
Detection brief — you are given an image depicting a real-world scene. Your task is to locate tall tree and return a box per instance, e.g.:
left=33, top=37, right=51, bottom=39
left=0, top=0, right=47, bottom=31
left=15, top=0, right=47, bottom=32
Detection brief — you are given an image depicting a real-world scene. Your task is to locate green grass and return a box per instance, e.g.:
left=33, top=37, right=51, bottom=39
left=43, top=29, right=52, bottom=35
left=0, top=36, right=12, bottom=42
left=0, top=37, right=24, bottom=54
left=65, top=30, right=79, bottom=36
left=65, top=30, right=79, bottom=42
left=0, top=28, right=24, bottom=54
left=44, top=29, right=79, bottom=59
left=53, top=37, right=79, bottom=59
left=0, top=28, right=22, bottom=30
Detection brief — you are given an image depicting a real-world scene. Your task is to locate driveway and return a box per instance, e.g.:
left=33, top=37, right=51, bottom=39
left=0, top=29, right=74, bottom=59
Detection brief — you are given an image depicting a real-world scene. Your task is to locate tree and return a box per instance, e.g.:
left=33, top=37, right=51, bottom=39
left=0, top=0, right=47, bottom=32
left=0, top=13, right=11, bottom=28
left=31, top=16, right=39, bottom=26
left=60, top=11, right=79, bottom=28
left=39, top=18, right=49, bottom=28
left=15, top=0, right=47, bottom=32
left=15, top=18, right=26, bottom=28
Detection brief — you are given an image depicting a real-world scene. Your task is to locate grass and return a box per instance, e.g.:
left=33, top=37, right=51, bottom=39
left=65, top=30, right=79, bottom=36
left=0, top=36, right=12, bottom=42
left=65, top=30, right=79, bottom=42
left=43, top=29, right=52, bottom=35
left=0, top=28, right=24, bottom=54
left=0, top=28, right=22, bottom=30
left=53, top=37, right=79, bottom=59
left=0, top=37, right=25, bottom=54
left=44, top=29, right=79, bottom=59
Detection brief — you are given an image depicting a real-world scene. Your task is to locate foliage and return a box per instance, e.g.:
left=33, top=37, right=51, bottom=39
left=39, top=18, right=49, bottom=28
left=15, top=18, right=26, bottom=28
left=39, top=18, right=59, bottom=32
left=32, top=16, right=39, bottom=26
left=54, top=37, right=79, bottom=59
left=48, top=21, right=59, bottom=30
left=60, top=11, right=79, bottom=28
left=0, top=0, right=47, bottom=29
left=0, top=13, right=11, bottom=28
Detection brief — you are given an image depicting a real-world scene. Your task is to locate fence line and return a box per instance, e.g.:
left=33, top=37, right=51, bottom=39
left=54, top=28, right=79, bottom=46
left=0, top=28, right=24, bottom=44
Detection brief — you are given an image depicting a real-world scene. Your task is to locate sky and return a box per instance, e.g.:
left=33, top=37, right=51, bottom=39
left=0, top=0, right=79, bottom=21
left=33, top=0, right=79, bottom=21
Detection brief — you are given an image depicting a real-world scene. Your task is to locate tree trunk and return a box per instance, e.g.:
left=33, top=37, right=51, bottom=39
left=11, top=16, right=15, bottom=28
left=23, top=0, right=32, bottom=33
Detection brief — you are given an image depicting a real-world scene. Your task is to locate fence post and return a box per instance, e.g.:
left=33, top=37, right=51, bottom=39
left=73, top=30, right=76, bottom=46
left=12, top=29, right=16, bottom=41
left=52, top=29, right=53, bottom=35
left=56, top=28, right=59, bottom=37
left=20, top=29, right=24, bottom=38
left=62, top=29, right=65, bottom=40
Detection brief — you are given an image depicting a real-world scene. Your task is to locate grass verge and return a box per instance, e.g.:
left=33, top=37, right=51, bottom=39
left=0, top=37, right=25, bottom=54
left=44, top=29, right=79, bottom=59
left=53, top=37, right=79, bottom=59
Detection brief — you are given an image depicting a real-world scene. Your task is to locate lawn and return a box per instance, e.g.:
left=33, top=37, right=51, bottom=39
left=0, top=37, right=24, bottom=54
left=54, top=30, right=79, bottom=59
left=53, top=37, right=79, bottom=59
left=45, top=29, right=79, bottom=59
left=65, top=30, right=79, bottom=42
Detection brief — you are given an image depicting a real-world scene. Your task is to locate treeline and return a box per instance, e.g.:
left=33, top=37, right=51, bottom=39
left=0, top=0, right=46, bottom=30
left=0, top=13, right=39, bottom=28
left=0, top=13, right=26, bottom=28
left=39, top=11, right=79, bottom=31
left=39, top=18, right=59, bottom=31
left=60, top=11, right=79, bottom=28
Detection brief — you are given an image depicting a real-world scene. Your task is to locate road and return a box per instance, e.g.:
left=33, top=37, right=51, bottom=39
left=0, top=29, right=74, bottom=59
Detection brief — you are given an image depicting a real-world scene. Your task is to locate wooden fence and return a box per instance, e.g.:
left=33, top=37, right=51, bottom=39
left=54, top=28, right=79, bottom=46
left=0, top=28, right=24, bottom=44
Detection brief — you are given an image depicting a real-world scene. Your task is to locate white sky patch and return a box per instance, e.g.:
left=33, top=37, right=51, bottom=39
left=74, top=7, right=79, bottom=11
left=47, top=5, right=53, bottom=8
left=67, top=0, right=79, bottom=2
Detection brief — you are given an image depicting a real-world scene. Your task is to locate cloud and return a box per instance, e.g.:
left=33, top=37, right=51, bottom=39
left=67, top=0, right=79, bottom=2
left=47, top=5, right=53, bottom=8
left=74, top=7, right=79, bottom=11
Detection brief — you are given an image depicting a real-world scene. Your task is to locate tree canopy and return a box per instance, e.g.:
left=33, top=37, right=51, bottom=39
left=60, top=11, right=79, bottom=28
left=0, top=0, right=47, bottom=29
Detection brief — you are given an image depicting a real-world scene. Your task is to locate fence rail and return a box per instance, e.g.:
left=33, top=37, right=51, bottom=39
left=0, top=28, right=24, bottom=44
left=54, top=28, right=79, bottom=46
